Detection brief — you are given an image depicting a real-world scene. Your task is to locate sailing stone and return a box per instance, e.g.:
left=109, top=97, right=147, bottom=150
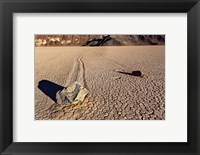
left=56, top=82, right=88, bottom=105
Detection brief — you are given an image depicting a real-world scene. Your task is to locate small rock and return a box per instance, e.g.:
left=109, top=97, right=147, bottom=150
left=56, top=82, right=88, bottom=105
left=113, top=76, right=121, bottom=80
left=113, top=69, right=124, bottom=72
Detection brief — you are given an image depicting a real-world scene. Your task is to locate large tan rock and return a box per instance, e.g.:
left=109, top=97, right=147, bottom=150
left=56, top=82, right=88, bottom=105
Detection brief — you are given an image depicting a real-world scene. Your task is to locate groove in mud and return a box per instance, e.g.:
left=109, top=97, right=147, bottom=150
left=79, top=56, right=88, bottom=88
left=98, top=52, right=126, bottom=70
left=65, top=54, right=86, bottom=88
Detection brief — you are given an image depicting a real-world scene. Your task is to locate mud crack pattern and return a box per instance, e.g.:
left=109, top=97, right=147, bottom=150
left=35, top=46, right=165, bottom=120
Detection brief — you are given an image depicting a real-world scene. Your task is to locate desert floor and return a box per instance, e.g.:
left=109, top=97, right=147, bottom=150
left=35, top=46, right=165, bottom=120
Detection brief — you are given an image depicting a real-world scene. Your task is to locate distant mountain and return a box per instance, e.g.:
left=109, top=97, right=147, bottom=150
left=35, top=35, right=165, bottom=47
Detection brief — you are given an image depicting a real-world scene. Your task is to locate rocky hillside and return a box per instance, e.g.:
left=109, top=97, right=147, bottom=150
left=35, top=35, right=165, bottom=47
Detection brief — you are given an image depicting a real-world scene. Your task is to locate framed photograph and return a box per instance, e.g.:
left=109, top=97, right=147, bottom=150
left=0, top=0, right=199, bottom=154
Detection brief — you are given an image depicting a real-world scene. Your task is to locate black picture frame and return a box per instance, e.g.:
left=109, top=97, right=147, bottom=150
left=0, top=0, right=200, bottom=154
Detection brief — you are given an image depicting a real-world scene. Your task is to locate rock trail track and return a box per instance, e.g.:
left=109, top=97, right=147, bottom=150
left=35, top=46, right=165, bottom=120
left=65, top=53, right=86, bottom=87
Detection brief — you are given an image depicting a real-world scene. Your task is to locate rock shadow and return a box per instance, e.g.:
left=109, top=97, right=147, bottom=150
left=117, top=70, right=143, bottom=77
left=38, top=80, right=64, bottom=102
left=82, top=35, right=111, bottom=46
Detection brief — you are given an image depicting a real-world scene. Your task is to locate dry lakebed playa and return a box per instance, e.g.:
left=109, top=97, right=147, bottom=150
left=35, top=46, right=165, bottom=120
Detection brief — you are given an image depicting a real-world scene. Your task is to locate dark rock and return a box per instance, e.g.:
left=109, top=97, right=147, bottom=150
left=131, top=71, right=143, bottom=76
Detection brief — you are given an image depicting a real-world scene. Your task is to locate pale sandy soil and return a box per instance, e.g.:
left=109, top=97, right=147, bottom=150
left=35, top=46, right=165, bottom=120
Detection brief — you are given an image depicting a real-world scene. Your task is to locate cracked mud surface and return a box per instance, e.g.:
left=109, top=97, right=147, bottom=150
left=35, top=46, right=165, bottom=120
